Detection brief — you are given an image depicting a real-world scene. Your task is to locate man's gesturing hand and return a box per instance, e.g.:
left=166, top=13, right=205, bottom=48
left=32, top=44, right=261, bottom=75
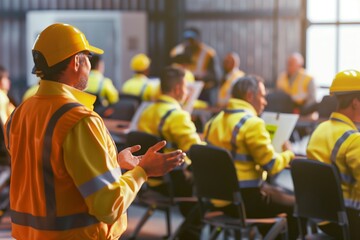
left=138, top=141, right=186, bottom=177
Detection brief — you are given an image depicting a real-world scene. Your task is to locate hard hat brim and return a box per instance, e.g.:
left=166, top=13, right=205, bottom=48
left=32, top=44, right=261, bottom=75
left=88, top=45, right=104, bottom=55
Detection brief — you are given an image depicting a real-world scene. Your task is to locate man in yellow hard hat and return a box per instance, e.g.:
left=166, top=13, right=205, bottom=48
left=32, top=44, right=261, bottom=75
left=4, top=23, right=186, bottom=240
left=307, top=69, right=360, bottom=239
left=121, top=53, right=159, bottom=101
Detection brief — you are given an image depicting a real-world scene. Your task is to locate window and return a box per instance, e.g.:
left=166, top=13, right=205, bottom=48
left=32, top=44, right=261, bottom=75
left=306, top=0, right=360, bottom=88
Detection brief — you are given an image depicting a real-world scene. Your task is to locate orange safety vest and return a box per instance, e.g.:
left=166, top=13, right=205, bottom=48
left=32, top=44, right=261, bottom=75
left=170, top=43, right=215, bottom=79
left=6, top=98, right=103, bottom=239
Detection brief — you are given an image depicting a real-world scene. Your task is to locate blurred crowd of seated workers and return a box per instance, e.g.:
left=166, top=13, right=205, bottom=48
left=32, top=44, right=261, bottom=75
left=2, top=25, right=359, bottom=240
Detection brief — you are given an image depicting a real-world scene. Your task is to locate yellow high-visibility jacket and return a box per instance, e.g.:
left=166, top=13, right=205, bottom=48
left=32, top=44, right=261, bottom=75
left=5, top=80, right=147, bottom=240
left=0, top=89, right=15, bottom=125
left=307, top=112, right=360, bottom=210
left=204, top=98, right=294, bottom=188
left=276, top=68, right=315, bottom=106
left=121, top=74, right=159, bottom=101
left=86, top=70, right=119, bottom=106
left=138, top=95, right=201, bottom=155
left=217, top=68, right=245, bottom=107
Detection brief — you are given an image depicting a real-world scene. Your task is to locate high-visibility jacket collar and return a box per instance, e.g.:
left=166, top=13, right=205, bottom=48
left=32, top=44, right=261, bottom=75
left=157, top=95, right=182, bottom=109
left=329, top=112, right=358, bottom=130
left=37, top=80, right=96, bottom=109
left=227, top=98, right=257, bottom=116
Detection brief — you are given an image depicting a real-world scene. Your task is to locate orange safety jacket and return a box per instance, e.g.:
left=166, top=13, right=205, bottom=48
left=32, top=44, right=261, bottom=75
left=5, top=100, right=102, bottom=239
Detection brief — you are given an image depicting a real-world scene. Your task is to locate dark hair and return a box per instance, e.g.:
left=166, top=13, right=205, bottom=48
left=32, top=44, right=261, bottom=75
left=336, top=92, right=360, bottom=109
left=0, top=65, right=7, bottom=79
left=160, top=66, right=185, bottom=94
left=32, top=50, right=71, bottom=81
left=90, top=54, right=101, bottom=70
left=231, top=75, right=264, bottom=100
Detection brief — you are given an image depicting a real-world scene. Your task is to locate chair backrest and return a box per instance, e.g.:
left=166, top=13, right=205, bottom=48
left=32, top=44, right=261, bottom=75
left=290, top=159, right=347, bottom=224
left=119, top=93, right=142, bottom=106
left=264, top=90, right=296, bottom=114
left=317, top=95, right=338, bottom=119
left=107, top=98, right=139, bottom=121
left=126, top=131, right=162, bottom=156
left=189, top=144, right=241, bottom=203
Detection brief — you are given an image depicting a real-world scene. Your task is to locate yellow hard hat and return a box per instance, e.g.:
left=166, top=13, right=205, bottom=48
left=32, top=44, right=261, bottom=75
left=330, top=69, right=360, bottom=95
left=130, top=54, right=150, bottom=72
left=32, top=23, right=104, bottom=67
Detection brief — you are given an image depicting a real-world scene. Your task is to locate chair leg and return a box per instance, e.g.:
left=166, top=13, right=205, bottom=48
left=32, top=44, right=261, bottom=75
left=296, top=217, right=307, bottom=240
left=165, top=208, right=172, bottom=238
left=168, top=203, right=200, bottom=240
left=209, top=226, right=222, bottom=240
left=128, top=205, right=156, bottom=240
left=263, top=217, right=288, bottom=240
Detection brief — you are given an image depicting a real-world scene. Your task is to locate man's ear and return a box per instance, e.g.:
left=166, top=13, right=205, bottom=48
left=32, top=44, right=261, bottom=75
left=245, top=90, right=253, bottom=102
left=73, top=54, right=81, bottom=72
left=352, top=97, right=360, bottom=110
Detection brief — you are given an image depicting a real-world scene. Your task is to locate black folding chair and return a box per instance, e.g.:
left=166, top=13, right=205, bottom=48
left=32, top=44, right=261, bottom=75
left=103, top=98, right=139, bottom=121
left=125, top=131, right=195, bottom=240
left=316, top=95, right=338, bottom=119
left=290, top=159, right=350, bottom=240
left=265, top=90, right=296, bottom=114
left=188, top=144, right=288, bottom=240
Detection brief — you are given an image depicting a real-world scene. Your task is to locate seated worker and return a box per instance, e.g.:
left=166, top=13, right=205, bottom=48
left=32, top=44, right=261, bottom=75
left=276, top=52, right=316, bottom=112
left=85, top=54, right=119, bottom=114
left=0, top=65, right=15, bottom=125
left=137, top=66, right=202, bottom=182
left=170, top=27, right=222, bottom=106
left=121, top=53, right=159, bottom=101
left=217, top=52, right=245, bottom=108
left=204, top=75, right=297, bottom=239
left=306, top=69, right=360, bottom=239
left=171, top=53, right=195, bottom=83
left=171, top=53, right=208, bottom=110
left=137, top=65, right=202, bottom=239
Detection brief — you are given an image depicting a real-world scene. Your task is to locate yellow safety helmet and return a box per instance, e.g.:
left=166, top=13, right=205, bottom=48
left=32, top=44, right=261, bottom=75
left=130, top=54, right=150, bottom=72
left=330, top=69, right=360, bottom=95
left=32, top=23, right=104, bottom=67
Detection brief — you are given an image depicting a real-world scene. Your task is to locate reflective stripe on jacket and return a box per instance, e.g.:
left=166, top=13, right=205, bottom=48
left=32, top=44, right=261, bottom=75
left=204, top=98, right=294, bottom=188
left=170, top=43, right=216, bottom=79
left=5, top=80, right=147, bottom=239
left=138, top=95, right=201, bottom=155
left=307, top=112, right=360, bottom=210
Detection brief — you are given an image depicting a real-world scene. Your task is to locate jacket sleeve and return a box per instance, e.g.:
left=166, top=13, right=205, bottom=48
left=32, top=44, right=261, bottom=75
left=244, top=117, right=294, bottom=176
left=344, top=135, right=360, bottom=199
left=63, top=116, right=147, bottom=224
left=103, top=78, right=119, bottom=104
left=168, top=111, right=202, bottom=152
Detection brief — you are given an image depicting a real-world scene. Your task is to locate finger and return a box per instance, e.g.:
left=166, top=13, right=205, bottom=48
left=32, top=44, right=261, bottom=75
left=127, top=145, right=141, bottom=153
left=148, top=141, right=166, bottom=153
left=160, top=149, right=183, bottom=159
